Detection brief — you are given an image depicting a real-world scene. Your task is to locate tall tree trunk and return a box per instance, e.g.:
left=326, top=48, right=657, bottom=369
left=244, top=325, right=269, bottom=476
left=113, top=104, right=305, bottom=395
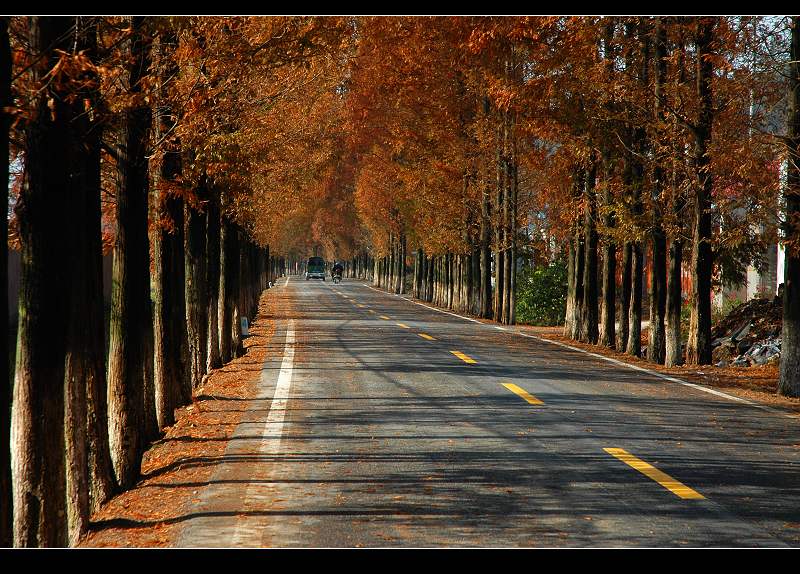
left=472, top=244, right=481, bottom=316
left=152, top=30, right=189, bottom=426
left=229, top=227, right=242, bottom=358
left=582, top=161, right=599, bottom=343
left=185, top=187, right=208, bottom=389
left=152, top=190, right=187, bottom=424
left=625, top=24, right=649, bottom=358
left=570, top=212, right=586, bottom=341
left=0, top=16, right=12, bottom=548
left=599, top=20, right=617, bottom=349
left=665, top=231, right=684, bottom=366
left=779, top=16, right=800, bottom=396
left=64, top=17, right=119, bottom=543
left=599, top=165, right=616, bottom=348
left=494, top=118, right=505, bottom=322
left=206, top=193, right=222, bottom=372
left=480, top=183, right=492, bottom=319
left=501, top=119, right=511, bottom=324
left=219, top=218, right=233, bottom=363
left=626, top=244, right=643, bottom=357
left=648, top=18, right=668, bottom=365
left=107, top=16, right=153, bottom=489
left=665, top=31, right=688, bottom=368
left=686, top=19, right=714, bottom=366
left=399, top=234, right=406, bottom=294
left=564, top=238, right=576, bottom=337
left=509, top=142, right=518, bottom=325
left=619, top=242, right=632, bottom=351
left=11, top=16, right=73, bottom=547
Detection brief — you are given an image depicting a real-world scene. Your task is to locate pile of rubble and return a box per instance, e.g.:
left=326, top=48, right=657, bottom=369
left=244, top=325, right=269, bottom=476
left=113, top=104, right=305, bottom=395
left=711, top=295, right=783, bottom=368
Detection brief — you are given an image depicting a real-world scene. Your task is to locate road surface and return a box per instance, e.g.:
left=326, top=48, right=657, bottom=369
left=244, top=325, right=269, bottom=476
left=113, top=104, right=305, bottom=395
left=175, top=276, right=800, bottom=547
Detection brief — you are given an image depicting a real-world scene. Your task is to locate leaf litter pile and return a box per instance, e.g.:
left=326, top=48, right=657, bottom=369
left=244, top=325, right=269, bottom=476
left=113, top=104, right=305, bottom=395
left=80, top=288, right=283, bottom=547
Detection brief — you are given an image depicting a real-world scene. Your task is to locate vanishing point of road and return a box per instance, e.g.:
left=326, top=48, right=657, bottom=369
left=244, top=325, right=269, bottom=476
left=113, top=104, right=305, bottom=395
left=174, top=276, right=800, bottom=547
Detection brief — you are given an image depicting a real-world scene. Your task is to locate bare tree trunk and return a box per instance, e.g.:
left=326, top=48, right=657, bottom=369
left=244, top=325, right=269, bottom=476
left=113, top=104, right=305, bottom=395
left=686, top=19, right=714, bottom=366
left=619, top=242, right=632, bottom=351
left=494, top=118, right=505, bottom=322
left=184, top=187, right=208, bottom=389
left=625, top=23, right=648, bottom=359
left=107, top=16, right=153, bottom=490
left=152, top=31, right=189, bottom=426
left=599, top=20, right=617, bottom=349
left=648, top=18, right=668, bottom=365
left=582, top=161, right=599, bottom=343
left=570, top=216, right=586, bottom=341
left=0, top=16, right=12, bottom=548
left=480, top=184, right=492, bottom=319
left=230, top=228, right=243, bottom=358
left=665, top=232, right=684, bottom=366
left=509, top=143, right=518, bottom=325
left=11, top=16, right=72, bottom=547
left=779, top=16, right=800, bottom=396
left=206, top=189, right=222, bottom=371
left=599, top=166, right=616, bottom=348
left=219, top=218, right=233, bottom=363
left=564, top=239, right=576, bottom=337
left=626, top=243, right=643, bottom=357
left=64, top=17, right=119, bottom=543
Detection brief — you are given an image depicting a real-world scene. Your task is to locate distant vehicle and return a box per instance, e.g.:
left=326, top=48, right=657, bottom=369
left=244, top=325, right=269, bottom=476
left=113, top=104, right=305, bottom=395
left=306, top=256, right=326, bottom=281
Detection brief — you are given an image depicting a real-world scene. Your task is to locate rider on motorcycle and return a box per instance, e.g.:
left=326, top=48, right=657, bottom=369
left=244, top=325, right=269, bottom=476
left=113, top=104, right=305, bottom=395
left=332, top=261, right=344, bottom=281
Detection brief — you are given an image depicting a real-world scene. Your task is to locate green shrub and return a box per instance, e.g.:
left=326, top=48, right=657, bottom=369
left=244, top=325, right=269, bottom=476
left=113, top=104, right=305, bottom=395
left=515, top=261, right=567, bottom=326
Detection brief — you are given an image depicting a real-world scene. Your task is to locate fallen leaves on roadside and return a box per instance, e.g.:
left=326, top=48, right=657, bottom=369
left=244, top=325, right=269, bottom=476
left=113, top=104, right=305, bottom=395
left=79, top=287, right=286, bottom=548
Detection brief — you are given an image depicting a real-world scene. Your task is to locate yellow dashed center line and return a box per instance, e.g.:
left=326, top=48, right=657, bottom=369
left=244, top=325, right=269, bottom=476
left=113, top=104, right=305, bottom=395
left=396, top=322, right=410, bottom=329
left=450, top=350, right=477, bottom=364
left=418, top=333, right=436, bottom=341
left=502, top=383, right=543, bottom=405
left=604, top=448, right=705, bottom=500
left=356, top=304, right=366, bottom=308
left=368, top=310, right=376, bottom=314
left=379, top=315, right=391, bottom=320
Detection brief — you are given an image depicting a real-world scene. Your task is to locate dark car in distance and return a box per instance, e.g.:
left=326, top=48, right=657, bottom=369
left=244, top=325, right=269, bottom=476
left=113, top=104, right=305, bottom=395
left=306, top=256, right=326, bottom=281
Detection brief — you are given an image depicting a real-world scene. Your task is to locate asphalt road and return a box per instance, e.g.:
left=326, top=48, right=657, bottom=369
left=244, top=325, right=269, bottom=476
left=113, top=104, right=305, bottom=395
left=176, top=276, right=800, bottom=547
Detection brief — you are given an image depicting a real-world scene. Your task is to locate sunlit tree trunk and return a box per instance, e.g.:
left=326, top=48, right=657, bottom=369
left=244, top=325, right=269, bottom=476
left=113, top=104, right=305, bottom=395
left=564, top=239, right=576, bottom=337
left=206, top=189, right=222, bottom=371
left=107, top=16, right=153, bottom=489
left=0, top=16, right=11, bottom=548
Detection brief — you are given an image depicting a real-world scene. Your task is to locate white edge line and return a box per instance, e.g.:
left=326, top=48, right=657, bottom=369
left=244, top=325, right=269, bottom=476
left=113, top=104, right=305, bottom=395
left=231, top=318, right=296, bottom=545
left=363, top=283, right=796, bottom=420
